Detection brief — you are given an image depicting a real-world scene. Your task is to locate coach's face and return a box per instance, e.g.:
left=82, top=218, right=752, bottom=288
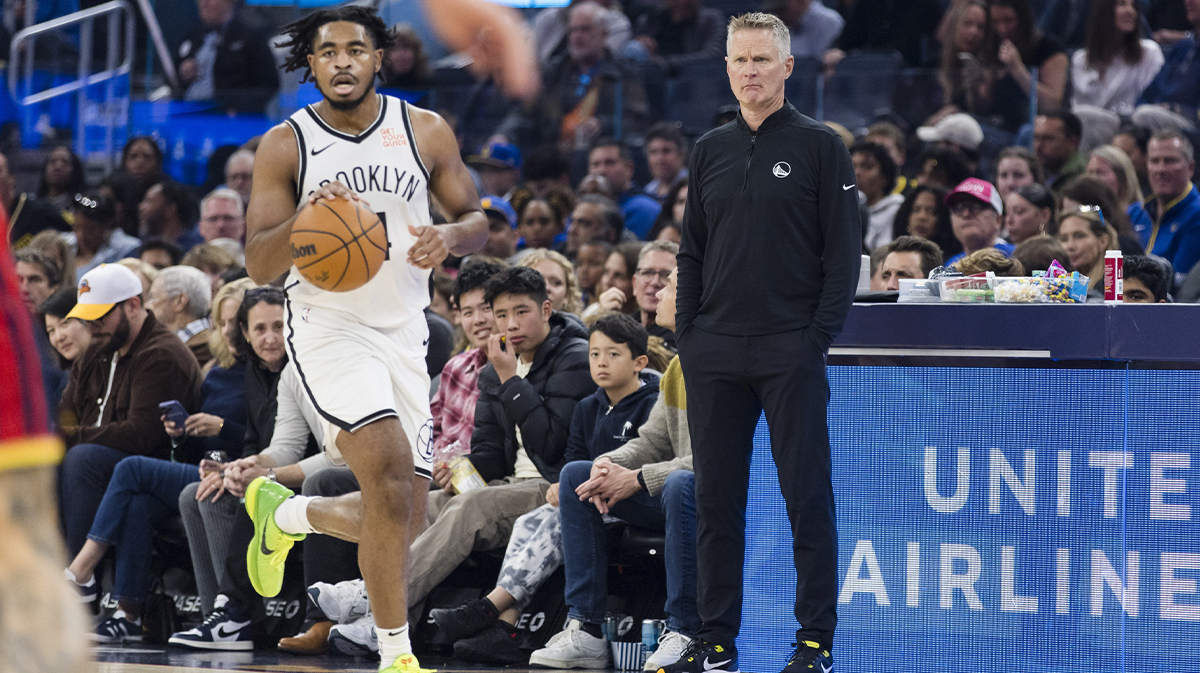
left=726, top=28, right=792, bottom=112
left=309, top=21, right=382, bottom=110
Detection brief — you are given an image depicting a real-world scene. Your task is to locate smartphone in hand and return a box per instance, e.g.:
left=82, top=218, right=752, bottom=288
left=158, top=400, right=189, bottom=428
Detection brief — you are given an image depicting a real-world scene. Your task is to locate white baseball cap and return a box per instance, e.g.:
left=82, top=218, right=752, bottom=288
left=66, top=264, right=143, bottom=321
left=917, top=113, right=985, bottom=151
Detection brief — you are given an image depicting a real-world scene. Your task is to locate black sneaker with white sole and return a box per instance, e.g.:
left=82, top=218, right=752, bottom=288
left=780, top=641, right=833, bottom=673
left=430, top=597, right=500, bottom=641
left=656, top=639, right=739, bottom=673
left=91, top=613, right=143, bottom=644
left=453, top=621, right=527, bottom=665
left=168, top=608, right=254, bottom=651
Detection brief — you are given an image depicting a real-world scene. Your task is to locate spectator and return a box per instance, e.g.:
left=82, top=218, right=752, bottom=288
left=379, top=24, right=434, bottom=90
left=628, top=240, right=678, bottom=347
left=469, top=142, right=523, bottom=199
left=588, top=139, right=662, bottom=239
left=514, top=186, right=574, bottom=252
left=68, top=190, right=141, bottom=276
left=1034, top=112, right=1086, bottom=191
left=936, top=0, right=997, bottom=120
left=3, top=152, right=70, bottom=250
left=916, top=113, right=983, bottom=174
left=1136, top=0, right=1200, bottom=119
left=946, top=178, right=1014, bottom=266
left=430, top=271, right=456, bottom=326
left=182, top=244, right=239, bottom=293
left=566, top=195, right=625, bottom=256
left=523, top=146, right=574, bottom=197
left=531, top=0, right=631, bottom=66
left=100, top=171, right=146, bottom=237
left=892, top=185, right=963, bottom=260
left=57, top=264, right=204, bottom=558
left=36, top=145, right=85, bottom=216
left=878, top=235, right=943, bottom=290
left=575, top=240, right=613, bottom=305
left=175, top=0, right=280, bottom=114
left=1122, top=254, right=1171, bottom=302
left=1060, top=175, right=1142, bottom=254
left=198, top=188, right=246, bottom=244
left=586, top=241, right=641, bottom=317
left=27, top=229, right=76, bottom=289
left=435, top=308, right=659, bottom=661
left=631, top=0, right=724, bottom=74
left=577, top=174, right=617, bottom=200
left=1146, top=0, right=1193, bottom=46
left=825, top=0, right=942, bottom=68
left=851, top=142, right=903, bottom=250
left=1133, top=131, right=1200, bottom=282
left=510, top=2, right=649, bottom=152
left=520, top=250, right=585, bottom=315
left=644, top=123, right=688, bottom=201
left=40, top=288, right=92, bottom=370
left=649, top=177, right=689, bottom=243
left=1058, top=205, right=1119, bottom=289
left=994, top=146, right=1045, bottom=198
left=145, top=266, right=214, bottom=367
left=16, top=249, right=66, bottom=415
left=223, top=149, right=254, bottom=209
left=139, top=239, right=184, bottom=271
left=864, top=123, right=909, bottom=192
left=139, top=181, right=202, bottom=252
left=205, top=277, right=252, bottom=376
left=1087, top=144, right=1145, bottom=208
left=1112, top=124, right=1152, bottom=197
left=767, top=0, right=844, bottom=59
left=954, top=247, right=1027, bottom=275
left=120, top=137, right=165, bottom=194
left=916, top=147, right=973, bottom=192
left=1005, top=183, right=1057, bottom=244
left=1012, top=234, right=1070, bottom=274
left=396, top=267, right=595, bottom=618
left=868, top=245, right=889, bottom=291
left=1072, top=0, right=1165, bottom=114
left=481, top=196, right=520, bottom=260
left=990, top=0, right=1069, bottom=131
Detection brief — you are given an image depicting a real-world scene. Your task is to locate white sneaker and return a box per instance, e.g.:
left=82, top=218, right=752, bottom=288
left=529, top=618, right=611, bottom=669
left=644, top=630, right=694, bottom=671
left=328, top=612, right=378, bottom=657
left=308, top=578, right=370, bottom=624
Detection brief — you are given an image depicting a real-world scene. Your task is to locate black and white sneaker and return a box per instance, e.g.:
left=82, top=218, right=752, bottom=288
left=91, top=612, right=143, bottom=644
left=64, top=568, right=98, bottom=603
left=430, top=597, right=500, bottom=641
left=328, top=612, right=378, bottom=658
left=453, top=621, right=527, bottom=665
left=168, top=608, right=254, bottom=651
left=656, top=639, right=739, bottom=673
left=780, top=641, right=833, bottom=673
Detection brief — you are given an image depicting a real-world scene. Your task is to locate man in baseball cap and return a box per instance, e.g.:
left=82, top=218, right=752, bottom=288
left=469, top=142, right=523, bottom=200
left=944, top=178, right=1015, bottom=266
left=479, top=196, right=520, bottom=259
left=917, top=113, right=985, bottom=172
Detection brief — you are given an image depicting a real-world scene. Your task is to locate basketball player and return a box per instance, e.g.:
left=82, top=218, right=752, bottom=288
left=241, top=7, right=487, bottom=673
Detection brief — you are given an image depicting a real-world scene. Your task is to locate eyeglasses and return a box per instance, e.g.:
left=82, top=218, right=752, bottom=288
left=950, top=201, right=989, bottom=217
left=635, top=268, right=672, bottom=283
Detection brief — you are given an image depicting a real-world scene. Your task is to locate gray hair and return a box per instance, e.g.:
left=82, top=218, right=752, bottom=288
left=638, top=239, right=679, bottom=265
left=155, top=265, right=212, bottom=319
left=224, top=148, right=254, bottom=174
left=201, top=187, right=244, bottom=218
left=727, top=12, right=790, bottom=60
left=1150, top=130, right=1195, bottom=164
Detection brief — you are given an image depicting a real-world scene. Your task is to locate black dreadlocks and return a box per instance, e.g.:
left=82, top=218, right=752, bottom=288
left=276, top=6, right=394, bottom=83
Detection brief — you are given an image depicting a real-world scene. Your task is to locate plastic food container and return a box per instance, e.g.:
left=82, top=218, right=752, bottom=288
left=939, top=276, right=994, bottom=302
left=989, top=275, right=1089, bottom=303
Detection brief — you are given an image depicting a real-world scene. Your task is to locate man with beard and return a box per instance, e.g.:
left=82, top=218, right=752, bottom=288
left=57, top=263, right=203, bottom=560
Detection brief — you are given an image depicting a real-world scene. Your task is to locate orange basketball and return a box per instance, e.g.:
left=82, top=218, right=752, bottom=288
left=290, top=198, right=387, bottom=292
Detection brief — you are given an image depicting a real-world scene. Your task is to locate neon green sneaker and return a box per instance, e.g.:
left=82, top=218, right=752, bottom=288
left=381, top=653, right=436, bottom=673
left=244, top=477, right=305, bottom=597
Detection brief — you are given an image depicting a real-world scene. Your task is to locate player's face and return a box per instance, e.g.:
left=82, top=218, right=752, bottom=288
left=308, top=22, right=382, bottom=110
left=491, top=293, right=552, bottom=357
left=457, top=287, right=496, bottom=350
left=726, top=28, right=793, bottom=111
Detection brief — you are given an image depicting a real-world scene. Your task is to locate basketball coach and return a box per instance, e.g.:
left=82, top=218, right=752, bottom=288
left=665, top=12, right=861, bottom=673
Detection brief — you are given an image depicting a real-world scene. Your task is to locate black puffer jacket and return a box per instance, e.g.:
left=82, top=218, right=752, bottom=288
left=469, top=312, right=594, bottom=483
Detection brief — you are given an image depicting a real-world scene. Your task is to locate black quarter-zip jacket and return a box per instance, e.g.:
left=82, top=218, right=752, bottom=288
left=676, top=101, right=862, bottom=349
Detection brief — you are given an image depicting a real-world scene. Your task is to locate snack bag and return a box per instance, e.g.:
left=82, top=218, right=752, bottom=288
left=433, top=440, right=487, bottom=494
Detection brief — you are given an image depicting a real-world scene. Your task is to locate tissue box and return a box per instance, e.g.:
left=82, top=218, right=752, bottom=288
left=611, top=641, right=647, bottom=670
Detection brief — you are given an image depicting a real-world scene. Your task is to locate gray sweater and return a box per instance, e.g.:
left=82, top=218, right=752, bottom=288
left=600, top=356, right=691, bottom=496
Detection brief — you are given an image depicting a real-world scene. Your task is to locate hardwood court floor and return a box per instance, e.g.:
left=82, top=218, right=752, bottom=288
left=92, top=645, right=607, bottom=673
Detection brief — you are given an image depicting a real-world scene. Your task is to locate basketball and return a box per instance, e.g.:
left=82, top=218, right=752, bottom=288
left=290, top=197, right=387, bottom=292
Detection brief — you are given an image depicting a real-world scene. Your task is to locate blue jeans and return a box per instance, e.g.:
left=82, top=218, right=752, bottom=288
left=560, top=460, right=700, bottom=637
left=87, top=456, right=199, bottom=603
left=60, top=443, right=129, bottom=556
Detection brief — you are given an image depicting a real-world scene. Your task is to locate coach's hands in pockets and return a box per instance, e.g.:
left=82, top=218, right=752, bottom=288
left=305, top=180, right=366, bottom=207
left=486, top=333, right=519, bottom=383
left=407, top=224, right=450, bottom=269
left=575, top=457, right=642, bottom=515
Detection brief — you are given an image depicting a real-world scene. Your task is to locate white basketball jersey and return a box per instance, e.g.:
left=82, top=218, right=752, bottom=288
left=284, top=95, right=431, bottom=329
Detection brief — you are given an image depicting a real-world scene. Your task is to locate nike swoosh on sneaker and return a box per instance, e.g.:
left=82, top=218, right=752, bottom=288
left=820, top=663, right=833, bottom=673
left=260, top=535, right=274, bottom=556
left=703, top=658, right=732, bottom=670
left=215, top=625, right=242, bottom=639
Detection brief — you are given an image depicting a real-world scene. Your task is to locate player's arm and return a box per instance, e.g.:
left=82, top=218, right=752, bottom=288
left=244, top=125, right=303, bottom=284
left=408, top=108, right=488, bottom=268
